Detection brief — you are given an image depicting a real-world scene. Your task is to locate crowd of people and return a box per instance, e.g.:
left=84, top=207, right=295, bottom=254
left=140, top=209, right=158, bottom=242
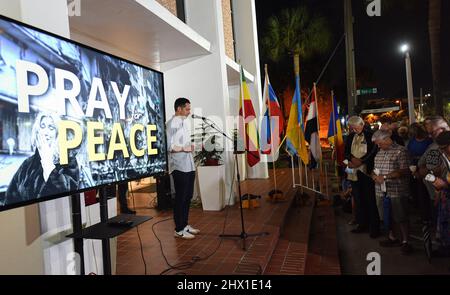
left=341, top=114, right=450, bottom=258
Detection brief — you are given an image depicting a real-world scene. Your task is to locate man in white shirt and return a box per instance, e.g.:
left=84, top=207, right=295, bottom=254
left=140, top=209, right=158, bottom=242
left=166, top=97, right=200, bottom=239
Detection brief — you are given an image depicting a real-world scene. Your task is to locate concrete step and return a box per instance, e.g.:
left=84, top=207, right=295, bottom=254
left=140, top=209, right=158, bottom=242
left=264, top=190, right=315, bottom=275
left=264, top=188, right=342, bottom=275
left=234, top=183, right=297, bottom=275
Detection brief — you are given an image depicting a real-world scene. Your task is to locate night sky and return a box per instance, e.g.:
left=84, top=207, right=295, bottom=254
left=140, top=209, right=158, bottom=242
left=255, top=0, right=450, bottom=112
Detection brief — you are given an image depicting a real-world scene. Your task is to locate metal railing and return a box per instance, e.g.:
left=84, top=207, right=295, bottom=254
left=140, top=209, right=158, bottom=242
left=290, top=152, right=331, bottom=198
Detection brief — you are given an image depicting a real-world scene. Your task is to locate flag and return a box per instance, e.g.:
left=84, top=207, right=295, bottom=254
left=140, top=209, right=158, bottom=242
left=239, top=65, right=260, bottom=167
left=304, top=84, right=322, bottom=168
left=327, top=93, right=345, bottom=165
left=285, top=75, right=309, bottom=165
left=260, top=70, right=284, bottom=155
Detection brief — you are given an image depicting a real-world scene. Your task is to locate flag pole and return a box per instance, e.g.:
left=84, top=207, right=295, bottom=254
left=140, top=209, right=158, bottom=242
left=331, top=90, right=337, bottom=147
left=313, top=83, right=323, bottom=194
left=325, top=90, right=338, bottom=195
left=291, top=155, right=295, bottom=188
left=265, top=64, right=283, bottom=200
left=239, top=62, right=247, bottom=178
left=298, top=93, right=304, bottom=194
left=240, top=63, right=247, bottom=147
left=331, top=90, right=337, bottom=183
left=295, top=55, right=304, bottom=191
left=299, top=156, right=304, bottom=194
left=305, top=158, right=309, bottom=188
left=265, top=64, right=278, bottom=190
left=238, top=62, right=247, bottom=196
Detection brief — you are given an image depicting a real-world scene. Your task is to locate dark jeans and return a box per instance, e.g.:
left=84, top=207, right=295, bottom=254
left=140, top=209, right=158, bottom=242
left=352, top=171, right=380, bottom=234
left=172, top=170, right=196, bottom=232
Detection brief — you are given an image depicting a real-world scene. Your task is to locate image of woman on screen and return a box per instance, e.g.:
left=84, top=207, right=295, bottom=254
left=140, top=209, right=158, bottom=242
left=3, top=112, right=79, bottom=206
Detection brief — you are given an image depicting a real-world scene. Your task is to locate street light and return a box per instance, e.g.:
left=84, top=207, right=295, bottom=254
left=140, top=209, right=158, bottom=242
left=399, top=43, right=415, bottom=123
left=395, top=99, right=402, bottom=111
left=400, top=44, right=409, bottom=53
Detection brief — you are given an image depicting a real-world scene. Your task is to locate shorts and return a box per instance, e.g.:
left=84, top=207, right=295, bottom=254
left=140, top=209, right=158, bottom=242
left=390, top=196, right=409, bottom=223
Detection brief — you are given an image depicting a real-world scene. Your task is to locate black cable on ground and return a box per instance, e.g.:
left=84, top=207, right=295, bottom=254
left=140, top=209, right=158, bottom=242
left=128, top=182, right=148, bottom=275
left=153, top=160, right=238, bottom=275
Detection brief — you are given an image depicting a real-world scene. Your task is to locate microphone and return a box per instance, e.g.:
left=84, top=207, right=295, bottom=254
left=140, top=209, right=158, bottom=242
left=191, top=114, right=207, bottom=120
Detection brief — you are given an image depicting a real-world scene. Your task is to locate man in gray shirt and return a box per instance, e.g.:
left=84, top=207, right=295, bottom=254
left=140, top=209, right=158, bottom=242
left=166, top=97, right=199, bottom=239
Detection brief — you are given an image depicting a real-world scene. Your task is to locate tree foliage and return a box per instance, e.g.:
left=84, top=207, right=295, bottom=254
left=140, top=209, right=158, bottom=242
left=261, top=6, right=331, bottom=63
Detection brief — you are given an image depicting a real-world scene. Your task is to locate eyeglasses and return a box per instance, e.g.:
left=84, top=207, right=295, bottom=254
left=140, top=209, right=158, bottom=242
left=349, top=125, right=362, bottom=132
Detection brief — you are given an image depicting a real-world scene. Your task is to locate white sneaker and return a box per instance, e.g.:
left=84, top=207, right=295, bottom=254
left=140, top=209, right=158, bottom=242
left=174, top=229, right=195, bottom=239
left=184, top=225, right=200, bottom=235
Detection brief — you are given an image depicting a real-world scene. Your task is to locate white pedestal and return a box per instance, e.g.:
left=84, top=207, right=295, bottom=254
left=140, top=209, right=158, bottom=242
left=197, top=165, right=225, bottom=211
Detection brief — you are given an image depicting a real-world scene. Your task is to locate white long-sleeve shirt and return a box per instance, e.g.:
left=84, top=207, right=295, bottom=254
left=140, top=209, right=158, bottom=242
left=166, top=116, right=195, bottom=174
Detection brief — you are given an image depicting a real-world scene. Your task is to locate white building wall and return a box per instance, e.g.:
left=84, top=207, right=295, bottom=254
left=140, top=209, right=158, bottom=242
left=163, top=0, right=267, bottom=206
left=162, top=0, right=235, bottom=206
left=0, top=204, right=44, bottom=274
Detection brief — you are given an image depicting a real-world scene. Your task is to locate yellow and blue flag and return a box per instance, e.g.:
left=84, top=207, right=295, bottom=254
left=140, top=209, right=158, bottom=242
left=285, top=74, right=308, bottom=165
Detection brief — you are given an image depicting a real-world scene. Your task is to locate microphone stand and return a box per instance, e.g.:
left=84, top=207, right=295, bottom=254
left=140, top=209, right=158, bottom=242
left=197, top=117, right=269, bottom=250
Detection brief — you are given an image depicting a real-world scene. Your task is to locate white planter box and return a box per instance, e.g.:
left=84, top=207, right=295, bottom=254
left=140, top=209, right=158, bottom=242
left=197, top=165, right=225, bottom=211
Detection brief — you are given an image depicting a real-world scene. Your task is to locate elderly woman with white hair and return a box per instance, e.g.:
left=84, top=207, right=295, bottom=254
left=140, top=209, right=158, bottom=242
left=371, top=129, right=412, bottom=254
left=344, top=115, right=380, bottom=238
left=3, top=112, right=79, bottom=206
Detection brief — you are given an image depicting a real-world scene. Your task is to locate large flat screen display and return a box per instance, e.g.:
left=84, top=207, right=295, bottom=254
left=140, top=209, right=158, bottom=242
left=0, top=15, right=167, bottom=211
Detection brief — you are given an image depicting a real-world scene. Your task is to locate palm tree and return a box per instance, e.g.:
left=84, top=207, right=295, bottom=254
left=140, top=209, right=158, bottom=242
left=261, top=6, right=331, bottom=99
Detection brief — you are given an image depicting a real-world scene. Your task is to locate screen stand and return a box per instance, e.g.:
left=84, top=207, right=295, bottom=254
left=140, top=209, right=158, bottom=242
left=71, top=193, right=85, bottom=275
left=67, top=186, right=152, bottom=275
left=99, top=186, right=112, bottom=275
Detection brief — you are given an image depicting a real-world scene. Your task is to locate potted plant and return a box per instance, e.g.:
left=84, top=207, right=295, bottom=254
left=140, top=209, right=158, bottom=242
left=193, top=134, right=223, bottom=166
left=192, top=122, right=225, bottom=210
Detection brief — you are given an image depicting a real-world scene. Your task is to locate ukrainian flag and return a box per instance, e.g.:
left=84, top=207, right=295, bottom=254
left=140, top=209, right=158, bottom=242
left=286, top=74, right=308, bottom=165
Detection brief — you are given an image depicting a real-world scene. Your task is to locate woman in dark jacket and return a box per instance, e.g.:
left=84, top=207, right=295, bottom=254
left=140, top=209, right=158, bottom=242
left=3, top=112, right=79, bottom=206
left=432, top=131, right=450, bottom=256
